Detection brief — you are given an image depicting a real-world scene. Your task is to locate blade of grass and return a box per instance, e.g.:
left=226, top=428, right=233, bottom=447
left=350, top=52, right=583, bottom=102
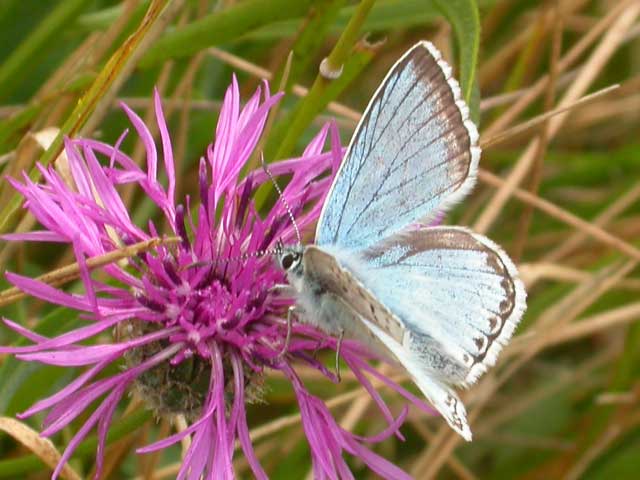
left=272, top=0, right=376, bottom=161
left=0, top=0, right=178, bottom=236
left=0, top=0, right=88, bottom=101
left=433, top=0, right=481, bottom=113
left=139, top=0, right=315, bottom=67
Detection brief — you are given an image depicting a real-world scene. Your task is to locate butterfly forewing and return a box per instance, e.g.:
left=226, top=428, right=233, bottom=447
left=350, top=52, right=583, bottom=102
left=316, top=41, right=480, bottom=250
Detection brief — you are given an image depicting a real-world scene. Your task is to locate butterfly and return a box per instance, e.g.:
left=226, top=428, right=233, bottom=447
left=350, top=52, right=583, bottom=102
left=276, top=41, right=526, bottom=440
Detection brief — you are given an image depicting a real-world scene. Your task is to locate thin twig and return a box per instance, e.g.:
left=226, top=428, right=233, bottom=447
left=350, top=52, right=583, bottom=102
left=478, top=168, right=640, bottom=262
left=481, top=84, right=619, bottom=148
left=0, top=237, right=180, bottom=307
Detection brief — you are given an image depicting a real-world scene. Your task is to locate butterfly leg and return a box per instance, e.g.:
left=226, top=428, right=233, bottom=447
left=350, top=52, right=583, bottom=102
left=276, top=306, right=297, bottom=360
left=334, top=328, right=345, bottom=382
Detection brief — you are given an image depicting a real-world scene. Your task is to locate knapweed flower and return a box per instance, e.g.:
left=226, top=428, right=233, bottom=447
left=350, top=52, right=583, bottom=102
left=1, top=77, right=432, bottom=479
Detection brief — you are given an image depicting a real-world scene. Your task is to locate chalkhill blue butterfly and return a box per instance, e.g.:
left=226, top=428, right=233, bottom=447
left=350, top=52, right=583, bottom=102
left=277, top=41, right=527, bottom=440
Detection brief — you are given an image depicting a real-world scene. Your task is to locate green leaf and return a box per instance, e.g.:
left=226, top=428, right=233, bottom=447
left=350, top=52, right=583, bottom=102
left=433, top=0, right=481, bottom=120
left=139, top=0, right=315, bottom=67
left=0, top=307, right=79, bottom=415
left=0, top=0, right=88, bottom=101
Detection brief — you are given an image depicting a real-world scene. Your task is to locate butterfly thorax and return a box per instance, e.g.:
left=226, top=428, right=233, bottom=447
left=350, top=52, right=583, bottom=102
left=277, top=244, right=401, bottom=355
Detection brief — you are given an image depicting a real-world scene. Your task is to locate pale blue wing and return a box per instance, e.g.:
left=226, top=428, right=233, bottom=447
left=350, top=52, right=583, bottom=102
left=316, top=41, right=480, bottom=250
left=302, top=244, right=472, bottom=440
left=332, top=226, right=526, bottom=386
left=361, top=317, right=472, bottom=440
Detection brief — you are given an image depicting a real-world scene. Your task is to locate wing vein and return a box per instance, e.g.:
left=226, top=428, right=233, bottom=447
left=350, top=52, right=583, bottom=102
left=344, top=114, right=469, bottom=239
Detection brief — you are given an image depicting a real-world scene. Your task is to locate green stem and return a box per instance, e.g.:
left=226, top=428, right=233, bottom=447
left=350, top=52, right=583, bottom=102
left=272, top=0, right=347, bottom=93
left=139, top=0, right=315, bottom=67
left=323, top=0, right=375, bottom=74
left=274, top=0, right=376, bottom=160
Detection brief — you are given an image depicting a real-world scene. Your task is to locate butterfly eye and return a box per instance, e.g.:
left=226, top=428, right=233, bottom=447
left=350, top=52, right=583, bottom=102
left=280, top=252, right=299, bottom=271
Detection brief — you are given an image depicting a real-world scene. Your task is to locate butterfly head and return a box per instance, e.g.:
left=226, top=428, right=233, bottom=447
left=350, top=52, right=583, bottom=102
left=276, top=244, right=304, bottom=277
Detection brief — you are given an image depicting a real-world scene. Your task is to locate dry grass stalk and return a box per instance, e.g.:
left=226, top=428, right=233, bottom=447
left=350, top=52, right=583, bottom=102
left=0, top=237, right=179, bottom=307
left=482, top=0, right=635, bottom=138
left=412, top=253, right=638, bottom=477
left=564, top=424, right=622, bottom=480
left=407, top=418, right=478, bottom=480
left=478, top=169, right=640, bottom=262
left=480, top=84, right=619, bottom=149
left=476, top=348, right=614, bottom=436
left=474, top=1, right=640, bottom=234
left=519, top=262, right=640, bottom=290
left=0, top=417, right=81, bottom=480
left=543, top=181, right=640, bottom=264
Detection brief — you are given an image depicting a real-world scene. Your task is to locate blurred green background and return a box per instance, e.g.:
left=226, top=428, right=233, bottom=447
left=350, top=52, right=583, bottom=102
left=1, top=0, right=640, bottom=478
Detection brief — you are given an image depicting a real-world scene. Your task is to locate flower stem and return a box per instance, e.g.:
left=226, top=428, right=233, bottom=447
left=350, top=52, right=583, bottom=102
left=273, top=0, right=376, bottom=160
left=323, top=0, right=376, bottom=76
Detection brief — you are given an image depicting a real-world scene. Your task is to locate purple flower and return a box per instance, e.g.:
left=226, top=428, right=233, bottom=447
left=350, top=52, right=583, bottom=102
left=1, top=77, right=432, bottom=479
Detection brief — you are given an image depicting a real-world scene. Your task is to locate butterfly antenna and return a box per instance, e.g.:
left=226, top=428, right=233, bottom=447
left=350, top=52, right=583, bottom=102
left=275, top=239, right=284, bottom=254
left=181, top=247, right=279, bottom=272
left=261, top=153, right=302, bottom=245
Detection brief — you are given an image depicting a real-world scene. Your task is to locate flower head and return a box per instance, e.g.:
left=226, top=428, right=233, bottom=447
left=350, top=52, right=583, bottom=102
left=1, top=77, right=431, bottom=479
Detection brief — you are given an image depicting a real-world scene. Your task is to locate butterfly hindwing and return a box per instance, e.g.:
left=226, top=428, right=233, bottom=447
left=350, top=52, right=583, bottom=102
left=303, top=245, right=473, bottom=440
left=357, top=226, right=527, bottom=386
left=361, top=318, right=473, bottom=441
left=316, top=41, right=480, bottom=250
